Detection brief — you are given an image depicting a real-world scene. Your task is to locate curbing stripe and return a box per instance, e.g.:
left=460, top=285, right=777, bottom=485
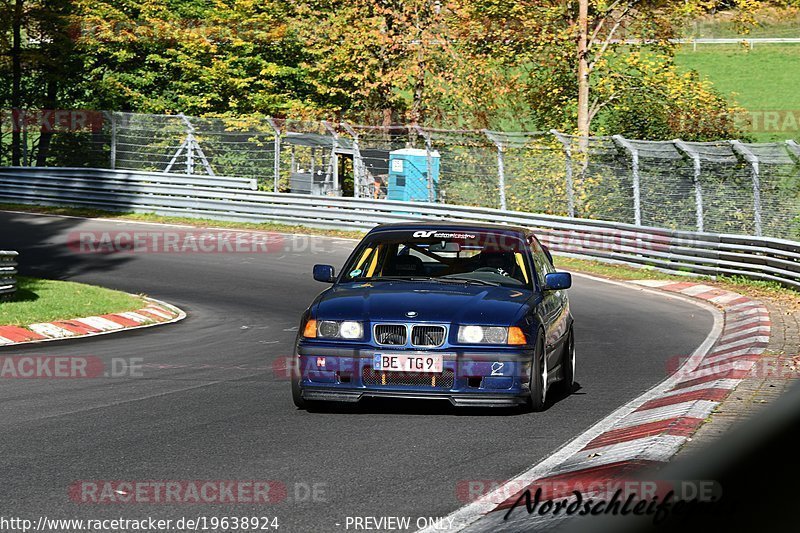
left=660, top=378, right=742, bottom=396
left=28, top=322, right=76, bottom=338
left=635, top=387, right=730, bottom=411
left=118, top=311, right=154, bottom=323
left=74, top=316, right=126, bottom=331
left=582, top=417, right=705, bottom=450
left=100, top=314, right=141, bottom=328
left=0, top=297, right=185, bottom=347
left=420, top=278, right=770, bottom=533
left=671, top=369, right=751, bottom=389
left=52, top=320, right=101, bottom=335
left=0, top=326, right=46, bottom=342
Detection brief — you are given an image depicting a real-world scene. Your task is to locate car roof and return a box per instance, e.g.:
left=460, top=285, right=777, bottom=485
left=368, top=221, right=531, bottom=236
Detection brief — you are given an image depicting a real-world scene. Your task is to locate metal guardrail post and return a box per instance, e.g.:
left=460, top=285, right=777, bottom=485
left=730, top=140, right=763, bottom=237
left=612, top=135, right=642, bottom=226
left=341, top=122, right=364, bottom=199
left=484, top=130, right=508, bottom=211
left=674, top=139, right=705, bottom=233
left=109, top=112, right=117, bottom=170
left=266, top=118, right=281, bottom=193
left=414, top=125, right=435, bottom=203
left=321, top=121, right=341, bottom=195
left=551, top=130, right=575, bottom=218
left=786, top=140, right=800, bottom=164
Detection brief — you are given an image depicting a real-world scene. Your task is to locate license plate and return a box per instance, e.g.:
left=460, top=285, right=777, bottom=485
left=373, top=353, right=444, bottom=373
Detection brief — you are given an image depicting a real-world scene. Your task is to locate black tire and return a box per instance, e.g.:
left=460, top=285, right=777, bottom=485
left=558, top=327, right=576, bottom=394
left=291, top=375, right=307, bottom=409
left=525, top=335, right=547, bottom=412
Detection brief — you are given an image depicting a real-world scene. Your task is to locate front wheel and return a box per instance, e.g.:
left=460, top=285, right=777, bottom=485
left=291, top=374, right=308, bottom=409
left=525, top=335, right=547, bottom=412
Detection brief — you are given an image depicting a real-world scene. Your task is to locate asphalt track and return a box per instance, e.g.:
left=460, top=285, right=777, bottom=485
left=0, top=211, right=714, bottom=532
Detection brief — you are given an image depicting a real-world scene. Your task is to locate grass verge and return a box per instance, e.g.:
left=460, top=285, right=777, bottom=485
left=555, top=256, right=800, bottom=311
left=0, top=276, right=146, bottom=326
left=675, top=43, right=800, bottom=142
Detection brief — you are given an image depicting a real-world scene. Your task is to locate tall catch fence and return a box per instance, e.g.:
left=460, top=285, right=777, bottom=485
left=1, top=110, right=799, bottom=240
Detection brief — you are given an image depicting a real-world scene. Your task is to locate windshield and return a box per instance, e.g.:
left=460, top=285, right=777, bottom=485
left=341, top=229, right=533, bottom=288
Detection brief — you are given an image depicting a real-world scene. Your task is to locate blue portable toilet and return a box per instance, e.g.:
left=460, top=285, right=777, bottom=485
left=387, top=148, right=440, bottom=202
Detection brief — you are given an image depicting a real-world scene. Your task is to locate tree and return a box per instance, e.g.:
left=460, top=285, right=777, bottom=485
left=447, top=0, right=743, bottom=139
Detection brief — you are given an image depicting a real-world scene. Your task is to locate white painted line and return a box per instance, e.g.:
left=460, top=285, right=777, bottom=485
left=709, top=292, right=746, bottom=305
left=679, top=284, right=716, bottom=296
left=549, top=435, right=687, bottom=475
left=28, top=323, right=76, bottom=338
left=726, top=306, right=769, bottom=318
left=700, top=348, right=764, bottom=368
left=713, top=335, right=769, bottom=351
left=0, top=336, right=14, bottom=345
left=660, top=379, right=741, bottom=397
left=720, top=325, right=771, bottom=341
left=142, top=306, right=173, bottom=319
left=74, top=316, right=125, bottom=331
left=118, top=311, right=154, bottom=323
left=724, top=314, right=770, bottom=329
left=725, top=300, right=763, bottom=312
left=677, top=358, right=757, bottom=380
left=612, top=400, right=720, bottom=429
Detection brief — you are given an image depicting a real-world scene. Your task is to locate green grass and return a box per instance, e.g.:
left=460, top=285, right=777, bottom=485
left=688, top=9, right=800, bottom=39
left=0, top=276, right=146, bottom=326
left=675, top=44, right=800, bottom=142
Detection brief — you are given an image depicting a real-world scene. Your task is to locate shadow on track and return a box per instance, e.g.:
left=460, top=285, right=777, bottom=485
left=302, top=382, right=584, bottom=417
left=1, top=209, right=133, bottom=280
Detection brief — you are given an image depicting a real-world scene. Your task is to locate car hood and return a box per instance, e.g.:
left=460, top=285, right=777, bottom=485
left=314, top=281, right=533, bottom=325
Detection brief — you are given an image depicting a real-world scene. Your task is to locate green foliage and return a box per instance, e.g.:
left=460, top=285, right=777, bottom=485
left=2, top=0, right=791, bottom=139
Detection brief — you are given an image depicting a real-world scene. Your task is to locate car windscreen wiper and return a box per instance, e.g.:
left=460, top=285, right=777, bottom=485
left=354, top=276, right=433, bottom=282
left=435, top=276, right=501, bottom=287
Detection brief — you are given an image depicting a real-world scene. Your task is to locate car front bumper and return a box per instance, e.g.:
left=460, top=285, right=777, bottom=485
left=295, top=343, right=535, bottom=407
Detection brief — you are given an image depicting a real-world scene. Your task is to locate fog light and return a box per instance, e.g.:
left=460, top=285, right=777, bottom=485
left=318, top=320, right=340, bottom=338
left=484, top=327, right=508, bottom=344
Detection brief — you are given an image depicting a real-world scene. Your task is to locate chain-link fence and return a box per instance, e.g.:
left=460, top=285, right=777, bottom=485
left=1, top=110, right=799, bottom=240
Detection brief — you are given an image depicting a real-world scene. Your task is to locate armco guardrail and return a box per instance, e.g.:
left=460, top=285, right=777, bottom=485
left=0, top=167, right=258, bottom=192
left=0, top=251, right=18, bottom=300
left=0, top=167, right=797, bottom=290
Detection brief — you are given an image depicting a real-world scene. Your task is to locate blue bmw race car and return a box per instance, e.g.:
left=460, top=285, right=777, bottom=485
left=291, top=222, right=574, bottom=411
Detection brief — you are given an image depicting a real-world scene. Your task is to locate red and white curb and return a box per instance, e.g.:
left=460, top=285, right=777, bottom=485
left=0, top=298, right=185, bottom=346
left=420, top=277, right=769, bottom=533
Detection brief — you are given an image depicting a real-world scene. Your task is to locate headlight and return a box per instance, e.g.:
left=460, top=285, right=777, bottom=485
left=315, top=320, right=364, bottom=340
left=339, top=321, right=363, bottom=339
left=457, top=326, right=526, bottom=345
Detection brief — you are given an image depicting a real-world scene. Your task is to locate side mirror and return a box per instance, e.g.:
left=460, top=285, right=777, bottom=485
left=313, top=264, right=336, bottom=283
left=543, top=272, right=571, bottom=291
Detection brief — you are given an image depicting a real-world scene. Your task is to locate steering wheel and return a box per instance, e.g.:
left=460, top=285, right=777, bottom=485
left=474, top=266, right=510, bottom=277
